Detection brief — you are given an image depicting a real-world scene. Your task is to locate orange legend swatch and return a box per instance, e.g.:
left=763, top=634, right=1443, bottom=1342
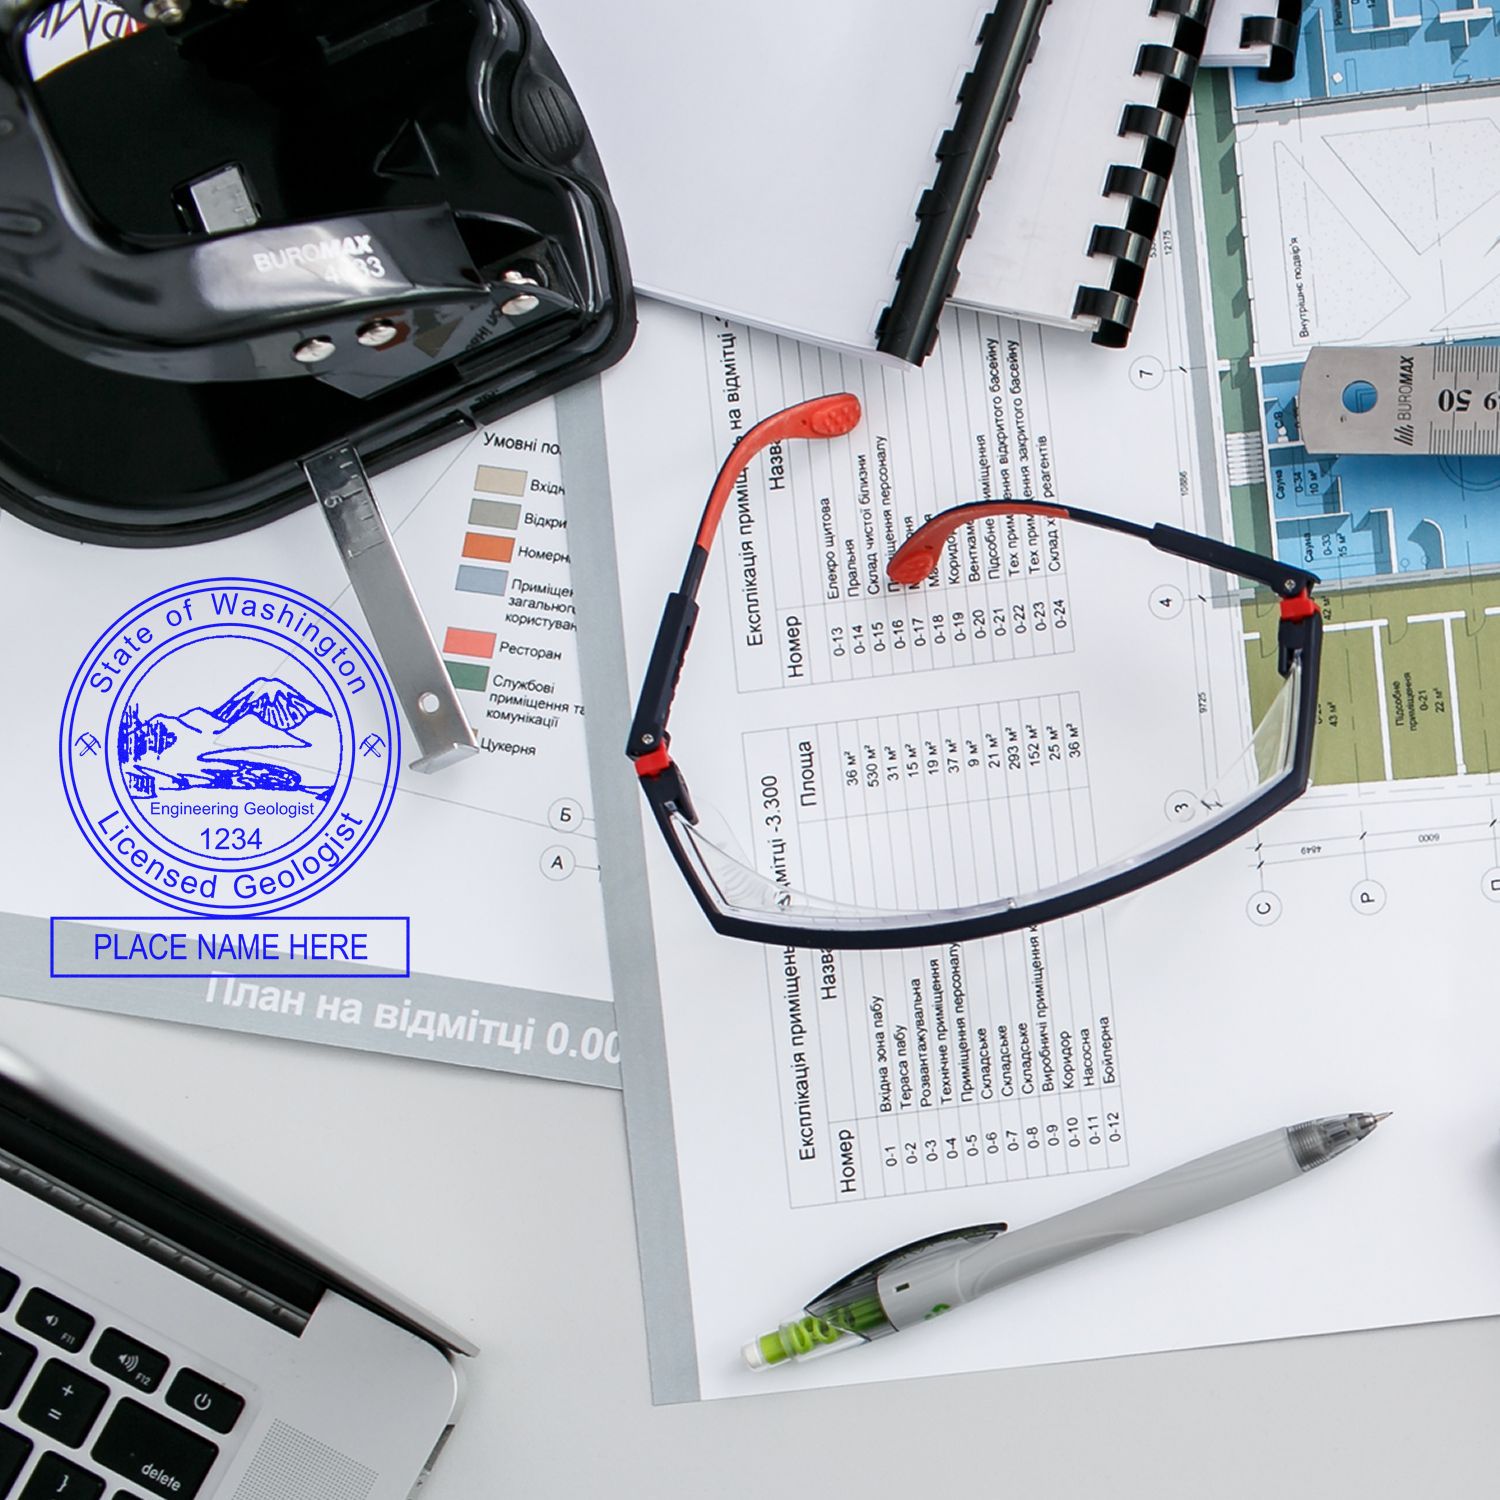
left=461, top=532, right=515, bottom=563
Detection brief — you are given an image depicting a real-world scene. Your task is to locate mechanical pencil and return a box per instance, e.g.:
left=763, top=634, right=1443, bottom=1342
left=746, top=1112, right=1388, bottom=1369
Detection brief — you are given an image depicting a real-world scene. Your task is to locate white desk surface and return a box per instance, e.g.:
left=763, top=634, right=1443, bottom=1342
left=3, top=992, right=1495, bottom=1499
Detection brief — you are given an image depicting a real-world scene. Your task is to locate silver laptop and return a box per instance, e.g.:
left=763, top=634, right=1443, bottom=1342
left=0, top=1044, right=472, bottom=1500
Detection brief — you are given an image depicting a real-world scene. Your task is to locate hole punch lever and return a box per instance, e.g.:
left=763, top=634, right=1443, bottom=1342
left=303, top=446, right=478, bottom=774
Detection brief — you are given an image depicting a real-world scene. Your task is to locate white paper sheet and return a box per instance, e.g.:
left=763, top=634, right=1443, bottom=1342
left=526, top=0, right=990, bottom=356
left=583, top=241, right=1500, bottom=1400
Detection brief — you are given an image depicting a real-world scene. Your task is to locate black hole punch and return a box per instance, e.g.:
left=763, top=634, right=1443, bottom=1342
left=0, top=0, right=634, bottom=545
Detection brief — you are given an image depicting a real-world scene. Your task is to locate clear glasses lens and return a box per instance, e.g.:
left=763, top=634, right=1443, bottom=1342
left=668, top=659, right=1305, bottom=932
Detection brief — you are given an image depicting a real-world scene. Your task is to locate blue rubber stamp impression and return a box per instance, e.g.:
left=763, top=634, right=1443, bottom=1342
left=60, top=579, right=400, bottom=915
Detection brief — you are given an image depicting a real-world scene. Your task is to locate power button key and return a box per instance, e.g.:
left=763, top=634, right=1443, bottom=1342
left=163, top=1372, right=243, bottom=1436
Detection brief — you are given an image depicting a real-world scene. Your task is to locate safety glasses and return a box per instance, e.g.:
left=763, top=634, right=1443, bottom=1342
left=627, top=395, right=1322, bottom=950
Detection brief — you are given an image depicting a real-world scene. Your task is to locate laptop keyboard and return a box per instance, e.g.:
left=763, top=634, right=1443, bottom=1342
left=0, top=1266, right=244, bottom=1500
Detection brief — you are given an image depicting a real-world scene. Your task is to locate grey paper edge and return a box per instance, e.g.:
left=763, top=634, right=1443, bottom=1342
left=558, top=376, right=701, bottom=1404
left=0, top=912, right=619, bottom=1088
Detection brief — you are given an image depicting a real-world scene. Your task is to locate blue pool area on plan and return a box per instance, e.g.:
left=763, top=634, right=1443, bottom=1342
left=1261, top=360, right=1500, bottom=582
left=1235, top=0, right=1500, bottom=109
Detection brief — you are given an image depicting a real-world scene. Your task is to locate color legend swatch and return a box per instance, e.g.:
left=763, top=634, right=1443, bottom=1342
left=455, top=566, right=509, bottom=597
left=462, top=532, right=515, bottom=563
left=475, top=465, right=525, bottom=496
left=471, top=498, right=521, bottom=529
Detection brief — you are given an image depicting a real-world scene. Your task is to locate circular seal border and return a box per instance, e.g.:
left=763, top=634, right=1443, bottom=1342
left=104, top=629, right=356, bottom=867
left=59, top=577, right=401, bottom=916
